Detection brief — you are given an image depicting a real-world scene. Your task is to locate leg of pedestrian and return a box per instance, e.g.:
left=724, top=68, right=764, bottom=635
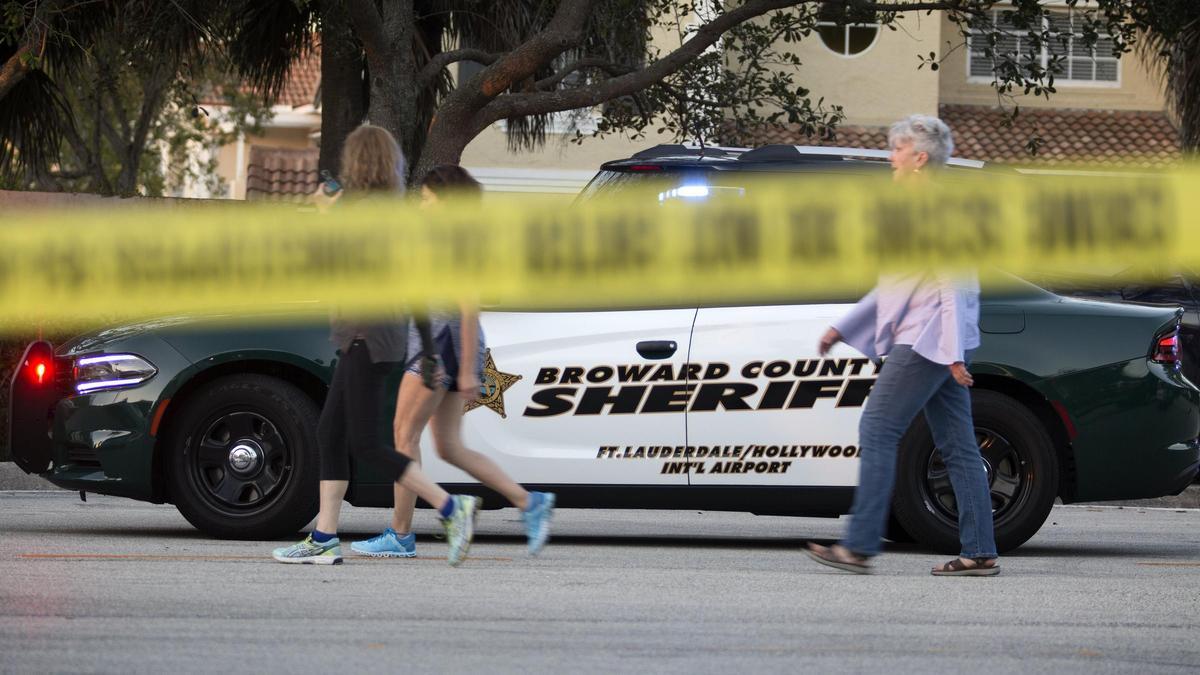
left=922, top=376, right=1000, bottom=576
left=429, top=389, right=556, bottom=555
left=806, top=346, right=945, bottom=572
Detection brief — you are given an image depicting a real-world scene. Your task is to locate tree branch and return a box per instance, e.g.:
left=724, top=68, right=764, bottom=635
left=477, top=0, right=980, bottom=123
left=0, top=0, right=62, bottom=100
left=416, top=48, right=503, bottom=90
left=121, top=61, right=172, bottom=192
left=534, top=57, right=633, bottom=91
left=0, top=44, right=41, bottom=101
left=97, top=57, right=133, bottom=141
left=471, top=0, right=593, bottom=99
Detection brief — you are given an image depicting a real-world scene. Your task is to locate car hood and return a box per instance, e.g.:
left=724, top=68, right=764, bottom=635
left=56, top=306, right=327, bottom=357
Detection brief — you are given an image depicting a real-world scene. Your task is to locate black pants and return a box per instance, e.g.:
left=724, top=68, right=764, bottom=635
left=318, top=340, right=412, bottom=482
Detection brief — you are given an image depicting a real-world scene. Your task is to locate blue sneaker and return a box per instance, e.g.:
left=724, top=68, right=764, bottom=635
left=522, top=492, right=556, bottom=555
left=351, top=528, right=417, bottom=558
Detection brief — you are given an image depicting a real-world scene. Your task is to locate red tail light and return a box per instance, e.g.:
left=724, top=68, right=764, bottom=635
left=1152, top=330, right=1180, bottom=366
left=627, top=164, right=662, bottom=171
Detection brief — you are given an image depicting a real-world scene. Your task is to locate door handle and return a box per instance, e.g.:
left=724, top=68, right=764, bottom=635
left=636, top=340, right=678, bottom=360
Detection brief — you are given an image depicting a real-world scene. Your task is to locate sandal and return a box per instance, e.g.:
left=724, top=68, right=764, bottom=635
left=804, top=543, right=872, bottom=575
left=931, top=557, right=1000, bottom=577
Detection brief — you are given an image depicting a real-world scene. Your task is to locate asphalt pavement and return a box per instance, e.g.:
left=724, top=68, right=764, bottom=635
left=1, top=491, right=1198, bottom=674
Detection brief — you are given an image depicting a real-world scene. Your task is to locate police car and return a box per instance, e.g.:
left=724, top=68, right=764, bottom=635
left=10, top=145, right=1199, bottom=553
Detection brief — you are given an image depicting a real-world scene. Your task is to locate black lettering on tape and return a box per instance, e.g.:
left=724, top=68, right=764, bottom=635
left=787, top=206, right=839, bottom=262
left=688, top=207, right=760, bottom=269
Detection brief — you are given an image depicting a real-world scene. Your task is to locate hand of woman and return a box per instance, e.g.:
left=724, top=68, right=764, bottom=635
left=818, top=327, right=842, bottom=356
left=457, top=372, right=481, bottom=402
left=950, top=362, right=973, bottom=387
left=307, top=187, right=341, bottom=213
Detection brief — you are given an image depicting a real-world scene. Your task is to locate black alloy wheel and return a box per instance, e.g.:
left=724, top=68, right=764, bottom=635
left=921, top=427, right=1032, bottom=532
left=167, top=374, right=320, bottom=539
left=891, top=389, right=1059, bottom=554
left=191, top=411, right=291, bottom=513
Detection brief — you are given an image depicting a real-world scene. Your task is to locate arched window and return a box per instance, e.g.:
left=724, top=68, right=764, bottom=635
left=816, top=4, right=880, bottom=57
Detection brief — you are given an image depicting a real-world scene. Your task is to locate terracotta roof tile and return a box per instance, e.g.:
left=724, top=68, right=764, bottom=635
left=201, top=46, right=320, bottom=108
left=277, top=49, right=320, bottom=108
left=748, top=104, right=1182, bottom=168
left=245, top=146, right=320, bottom=201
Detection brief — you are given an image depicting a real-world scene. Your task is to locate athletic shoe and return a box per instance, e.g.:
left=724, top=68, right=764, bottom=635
left=441, top=495, right=481, bottom=566
left=272, top=535, right=343, bottom=565
left=351, top=528, right=417, bottom=558
left=522, top=491, right=556, bottom=556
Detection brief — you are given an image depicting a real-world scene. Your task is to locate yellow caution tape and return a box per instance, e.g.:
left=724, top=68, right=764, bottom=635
left=0, top=170, right=1195, bottom=324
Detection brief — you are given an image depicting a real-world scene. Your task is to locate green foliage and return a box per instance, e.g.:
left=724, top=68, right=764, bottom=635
left=4, top=0, right=1200, bottom=188
left=0, top=1, right=272, bottom=195
left=589, top=4, right=846, bottom=146
left=45, top=42, right=271, bottom=196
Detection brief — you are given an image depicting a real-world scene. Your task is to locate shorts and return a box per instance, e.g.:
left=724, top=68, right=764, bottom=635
left=405, top=313, right=486, bottom=392
left=406, top=326, right=462, bottom=391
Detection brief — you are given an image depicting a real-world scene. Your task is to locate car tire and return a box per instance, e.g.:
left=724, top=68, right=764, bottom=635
left=891, top=389, right=1058, bottom=555
left=884, top=516, right=915, bottom=543
left=166, top=374, right=320, bottom=540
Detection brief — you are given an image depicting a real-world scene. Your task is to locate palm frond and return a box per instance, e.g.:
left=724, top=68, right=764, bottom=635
left=221, top=0, right=318, bottom=105
left=0, top=69, right=71, bottom=184
left=1136, top=2, right=1200, bottom=151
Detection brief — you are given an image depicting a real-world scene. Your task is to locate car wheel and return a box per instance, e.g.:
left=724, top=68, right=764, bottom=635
left=885, top=516, right=915, bottom=543
left=891, top=389, right=1058, bottom=554
left=166, top=374, right=320, bottom=539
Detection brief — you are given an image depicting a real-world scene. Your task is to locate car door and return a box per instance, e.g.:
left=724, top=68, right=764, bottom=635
left=418, top=309, right=697, bottom=486
left=685, top=303, right=874, bottom=487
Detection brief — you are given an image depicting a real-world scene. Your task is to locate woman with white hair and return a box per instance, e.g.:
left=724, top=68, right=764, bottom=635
left=804, top=115, right=1000, bottom=576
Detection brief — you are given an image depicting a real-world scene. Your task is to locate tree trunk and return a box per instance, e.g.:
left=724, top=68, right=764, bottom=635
left=349, top=0, right=420, bottom=181
left=413, top=103, right=477, bottom=181
left=318, top=0, right=367, bottom=178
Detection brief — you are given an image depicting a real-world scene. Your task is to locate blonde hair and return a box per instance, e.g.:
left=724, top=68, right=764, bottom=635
left=339, top=124, right=406, bottom=194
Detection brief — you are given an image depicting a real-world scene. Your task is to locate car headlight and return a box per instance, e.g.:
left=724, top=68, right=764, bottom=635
left=73, top=354, right=157, bottom=393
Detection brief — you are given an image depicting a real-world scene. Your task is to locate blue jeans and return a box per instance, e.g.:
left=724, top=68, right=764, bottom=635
left=841, top=344, right=997, bottom=559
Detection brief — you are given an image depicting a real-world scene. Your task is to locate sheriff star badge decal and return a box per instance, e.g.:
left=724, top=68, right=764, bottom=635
left=465, top=349, right=522, bottom=418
